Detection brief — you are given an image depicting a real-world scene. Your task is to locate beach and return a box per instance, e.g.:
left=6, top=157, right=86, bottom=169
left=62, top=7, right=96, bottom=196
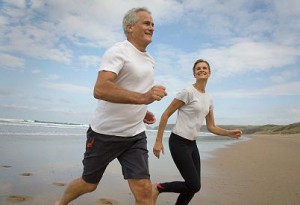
left=0, top=122, right=299, bottom=205
left=195, top=134, right=300, bottom=205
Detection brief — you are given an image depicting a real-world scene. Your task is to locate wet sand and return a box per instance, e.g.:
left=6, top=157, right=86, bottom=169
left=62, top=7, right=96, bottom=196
left=1, top=134, right=299, bottom=204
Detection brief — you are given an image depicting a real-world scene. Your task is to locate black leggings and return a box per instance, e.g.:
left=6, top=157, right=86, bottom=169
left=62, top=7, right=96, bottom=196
left=158, top=133, right=201, bottom=205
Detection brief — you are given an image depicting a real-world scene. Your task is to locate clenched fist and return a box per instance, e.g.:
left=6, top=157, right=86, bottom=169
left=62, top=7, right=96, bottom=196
left=142, top=85, right=167, bottom=105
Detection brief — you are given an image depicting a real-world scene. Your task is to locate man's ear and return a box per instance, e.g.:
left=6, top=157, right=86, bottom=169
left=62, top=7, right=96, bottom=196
left=127, top=25, right=133, bottom=33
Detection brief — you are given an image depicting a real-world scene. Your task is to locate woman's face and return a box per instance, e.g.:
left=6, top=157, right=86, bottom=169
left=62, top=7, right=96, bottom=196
left=193, top=62, right=210, bottom=80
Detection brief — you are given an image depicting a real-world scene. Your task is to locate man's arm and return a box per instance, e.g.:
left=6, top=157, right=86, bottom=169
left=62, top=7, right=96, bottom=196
left=93, top=71, right=167, bottom=105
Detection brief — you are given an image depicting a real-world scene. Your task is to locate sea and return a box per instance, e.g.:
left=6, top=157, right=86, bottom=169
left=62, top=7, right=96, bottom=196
left=0, top=118, right=248, bottom=204
left=0, top=118, right=246, bottom=161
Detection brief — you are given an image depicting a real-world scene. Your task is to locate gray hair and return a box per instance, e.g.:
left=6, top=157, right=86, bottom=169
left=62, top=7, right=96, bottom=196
left=122, top=7, right=151, bottom=35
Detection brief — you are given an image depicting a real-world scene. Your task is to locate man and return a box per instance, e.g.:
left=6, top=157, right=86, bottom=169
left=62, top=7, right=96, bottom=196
left=54, top=7, right=167, bottom=205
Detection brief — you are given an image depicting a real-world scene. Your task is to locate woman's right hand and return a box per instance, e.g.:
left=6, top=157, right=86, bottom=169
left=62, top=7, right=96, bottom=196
left=153, top=141, right=164, bottom=159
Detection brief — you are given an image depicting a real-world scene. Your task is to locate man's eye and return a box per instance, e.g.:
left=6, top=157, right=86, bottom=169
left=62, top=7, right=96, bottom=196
left=144, top=22, right=154, bottom=26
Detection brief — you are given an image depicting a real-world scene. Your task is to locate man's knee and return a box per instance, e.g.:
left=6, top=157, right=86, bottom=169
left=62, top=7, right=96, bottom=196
left=137, top=180, right=152, bottom=196
left=142, top=180, right=152, bottom=193
left=81, top=178, right=98, bottom=192
left=129, top=179, right=152, bottom=200
left=135, top=181, right=152, bottom=205
left=86, top=183, right=98, bottom=193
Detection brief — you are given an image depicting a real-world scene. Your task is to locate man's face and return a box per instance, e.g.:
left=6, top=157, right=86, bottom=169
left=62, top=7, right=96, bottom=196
left=129, top=11, right=154, bottom=48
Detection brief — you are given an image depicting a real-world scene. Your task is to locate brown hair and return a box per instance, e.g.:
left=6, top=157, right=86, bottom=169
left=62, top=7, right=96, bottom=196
left=192, top=59, right=211, bottom=73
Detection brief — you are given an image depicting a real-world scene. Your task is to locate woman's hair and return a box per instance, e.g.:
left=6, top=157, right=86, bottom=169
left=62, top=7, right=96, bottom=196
left=122, top=7, right=151, bottom=35
left=193, top=59, right=211, bottom=73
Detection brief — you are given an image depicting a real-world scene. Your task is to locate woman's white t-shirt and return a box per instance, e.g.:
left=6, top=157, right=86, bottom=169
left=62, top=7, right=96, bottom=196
left=90, top=40, right=154, bottom=137
left=172, top=85, right=213, bottom=141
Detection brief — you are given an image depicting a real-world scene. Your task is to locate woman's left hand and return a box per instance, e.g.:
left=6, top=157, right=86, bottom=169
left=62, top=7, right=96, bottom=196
left=228, top=130, right=242, bottom=138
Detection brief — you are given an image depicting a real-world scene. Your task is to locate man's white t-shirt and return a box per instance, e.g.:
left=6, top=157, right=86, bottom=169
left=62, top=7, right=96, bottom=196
left=90, top=40, right=154, bottom=137
left=172, top=85, right=213, bottom=141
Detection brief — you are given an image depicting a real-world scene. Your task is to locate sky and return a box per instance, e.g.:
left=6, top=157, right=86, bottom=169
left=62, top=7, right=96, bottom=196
left=0, top=0, right=299, bottom=126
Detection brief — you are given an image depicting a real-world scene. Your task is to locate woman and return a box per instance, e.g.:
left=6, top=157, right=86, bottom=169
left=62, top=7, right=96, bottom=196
left=152, top=59, right=242, bottom=205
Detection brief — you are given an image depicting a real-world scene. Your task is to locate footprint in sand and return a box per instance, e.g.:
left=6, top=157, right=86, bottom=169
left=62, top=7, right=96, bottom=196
left=20, top=172, right=33, bottom=176
left=1, top=165, right=12, bottom=168
left=7, top=195, right=32, bottom=202
left=98, top=198, right=119, bottom=205
left=52, top=182, right=66, bottom=186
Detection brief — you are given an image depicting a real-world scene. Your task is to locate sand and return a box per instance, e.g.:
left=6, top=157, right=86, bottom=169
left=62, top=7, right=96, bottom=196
left=194, top=134, right=300, bottom=205
left=1, top=134, right=299, bottom=205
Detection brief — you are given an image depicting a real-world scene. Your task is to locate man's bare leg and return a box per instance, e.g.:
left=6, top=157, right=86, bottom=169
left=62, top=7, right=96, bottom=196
left=54, top=177, right=98, bottom=205
left=151, top=184, right=160, bottom=205
left=128, top=179, right=152, bottom=205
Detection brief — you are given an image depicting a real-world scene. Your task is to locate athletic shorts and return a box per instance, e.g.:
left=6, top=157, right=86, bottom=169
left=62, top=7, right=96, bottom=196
left=82, top=127, right=150, bottom=184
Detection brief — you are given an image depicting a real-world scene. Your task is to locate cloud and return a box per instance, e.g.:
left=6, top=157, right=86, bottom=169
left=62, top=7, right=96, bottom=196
left=0, top=103, right=90, bottom=116
left=0, top=0, right=184, bottom=69
left=146, top=0, right=184, bottom=24
left=44, top=74, right=60, bottom=81
left=1, top=104, right=39, bottom=111
left=0, top=0, right=185, bottom=51
left=0, top=53, right=25, bottom=69
left=0, top=90, right=12, bottom=96
left=274, top=0, right=300, bottom=16
left=287, top=106, right=300, bottom=120
left=2, top=0, right=298, bottom=71
left=201, top=41, right=299, bottom=78
left=79, top=55, right=101, bottom=69
left=259, top=81, right=300, bottom=96
left=42, top=82, right=91, bottom=94
left=153, top=39, right=299, bottom=82
left=174, top=0, right=300, bottom=49
left=270, top=69, right=298, bottom=83
left=31, top=69, right=41, bottom=74
left=213, top=81, right=300, bottom=98
left=0, top=24, right=72, bottom=63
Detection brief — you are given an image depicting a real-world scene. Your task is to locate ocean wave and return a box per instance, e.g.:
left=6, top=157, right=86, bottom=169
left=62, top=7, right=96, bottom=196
left=0, top=118, right=88, bottom=129
left=0, top=132, right=84, bottom=136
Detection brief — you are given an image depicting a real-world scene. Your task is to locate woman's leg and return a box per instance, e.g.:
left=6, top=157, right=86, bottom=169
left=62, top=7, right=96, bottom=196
left=175, top=143, right=201, bottom=205
left=157, top=133, right=201, bottom=204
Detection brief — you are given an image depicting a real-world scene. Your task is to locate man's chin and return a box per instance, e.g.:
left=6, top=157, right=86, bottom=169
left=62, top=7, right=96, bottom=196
left=146, top=38, right=152, bottom=45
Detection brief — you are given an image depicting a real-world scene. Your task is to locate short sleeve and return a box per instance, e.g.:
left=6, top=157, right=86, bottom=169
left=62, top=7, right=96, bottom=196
left=175, top=88, right=190, bottom=104
left=99, top=44, right=125, bottom=75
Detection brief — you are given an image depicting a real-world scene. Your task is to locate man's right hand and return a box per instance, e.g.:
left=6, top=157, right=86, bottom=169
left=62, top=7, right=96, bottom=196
left=143, top=85, right=167, bottom=104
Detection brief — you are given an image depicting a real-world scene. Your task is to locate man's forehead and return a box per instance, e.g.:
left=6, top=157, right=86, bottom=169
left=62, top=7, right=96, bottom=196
left=137, top=11, right=153, bottom=20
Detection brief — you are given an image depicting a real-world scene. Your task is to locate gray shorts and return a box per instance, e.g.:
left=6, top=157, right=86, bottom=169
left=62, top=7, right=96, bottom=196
left=82, top=127, right=150, bottom=184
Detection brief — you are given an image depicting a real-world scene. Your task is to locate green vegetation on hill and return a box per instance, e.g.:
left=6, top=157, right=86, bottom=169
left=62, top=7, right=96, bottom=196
left=154, top=122, right=300, bottom=135
left=216, top=122, right=300, bottom=134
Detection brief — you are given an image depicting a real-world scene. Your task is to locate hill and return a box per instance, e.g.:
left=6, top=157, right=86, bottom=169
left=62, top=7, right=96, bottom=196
left=154, top=122, right=300, bottom=135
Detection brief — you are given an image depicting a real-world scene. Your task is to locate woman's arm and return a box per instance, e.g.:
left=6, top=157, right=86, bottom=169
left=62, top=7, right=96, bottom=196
left=206, top=109, right=242, bottom=138
left=153, top=99, right=185, bottom=158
